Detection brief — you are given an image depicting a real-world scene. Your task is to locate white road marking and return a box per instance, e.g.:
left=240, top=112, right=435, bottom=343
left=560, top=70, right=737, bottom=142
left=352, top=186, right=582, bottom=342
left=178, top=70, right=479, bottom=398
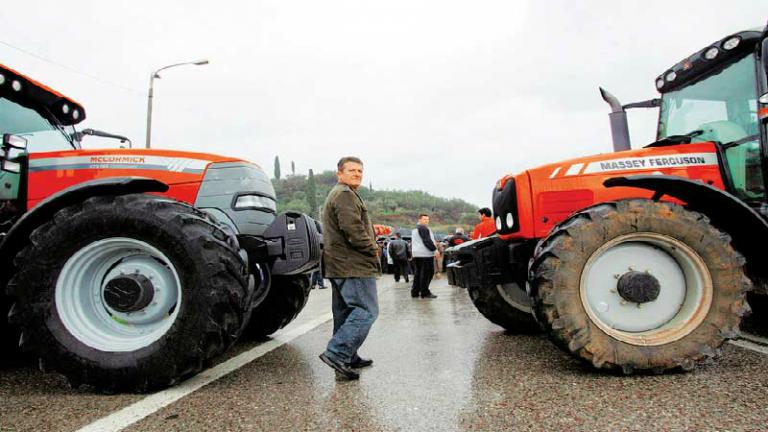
left=76, top=312, right=333, bottom=432
left=729, top=338, right=768, bottom=356
left=740, top=332, right=768, bottom=346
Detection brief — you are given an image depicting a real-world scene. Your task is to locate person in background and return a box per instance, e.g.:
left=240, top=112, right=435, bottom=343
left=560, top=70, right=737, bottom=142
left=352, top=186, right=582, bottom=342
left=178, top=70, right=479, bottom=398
left=471, top=207, right=497, bottom=240
left=318, top=156, right=379, bottom=381
left=411, top=213, right=438, bottom=299
left=445, top=227, right=470, bottom=247
left=434, top=238, right=445, bottom=279
left=387, top=232, right=410, bottom=283
left=311, top=269, right=327, bottom=289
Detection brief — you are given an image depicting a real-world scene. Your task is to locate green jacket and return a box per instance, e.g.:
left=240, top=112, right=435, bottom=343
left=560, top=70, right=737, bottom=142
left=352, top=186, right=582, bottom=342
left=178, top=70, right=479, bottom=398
left=321, top=183, right=379, bottom=278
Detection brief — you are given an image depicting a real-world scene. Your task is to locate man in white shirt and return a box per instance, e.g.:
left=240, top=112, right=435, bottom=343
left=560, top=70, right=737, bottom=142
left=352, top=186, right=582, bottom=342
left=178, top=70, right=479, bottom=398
left=410, top=213, right=438, bottom=299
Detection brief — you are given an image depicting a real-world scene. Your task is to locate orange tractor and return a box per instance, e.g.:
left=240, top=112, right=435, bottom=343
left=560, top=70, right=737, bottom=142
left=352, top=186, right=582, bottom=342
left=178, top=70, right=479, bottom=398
left=0, top=64, right=321, bottom=391
left=447, top=24, right=768, bottom=373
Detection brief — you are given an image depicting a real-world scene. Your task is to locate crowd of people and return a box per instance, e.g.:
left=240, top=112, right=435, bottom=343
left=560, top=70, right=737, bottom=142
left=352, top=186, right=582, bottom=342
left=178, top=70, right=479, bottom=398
left=374, top=207, right=497, bottom=298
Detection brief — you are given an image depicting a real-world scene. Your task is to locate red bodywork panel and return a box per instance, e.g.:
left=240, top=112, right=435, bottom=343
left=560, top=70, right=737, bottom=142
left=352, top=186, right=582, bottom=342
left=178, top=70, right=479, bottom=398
left=499, top=142, right=725, bottom=240
left=26, top=148, right=246, bottom=210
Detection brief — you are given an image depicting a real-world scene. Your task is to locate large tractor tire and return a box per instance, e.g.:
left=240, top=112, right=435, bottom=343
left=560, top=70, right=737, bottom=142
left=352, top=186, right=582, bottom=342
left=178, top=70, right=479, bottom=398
left=0, top=295, right=21, bottom=364
left=529, top=199, right=750, bottom=374
left=242, top=274, right=311, bottom=339
left=6, top=194, right=249, bottom=392
left=467, top=282, right=540, bottom=333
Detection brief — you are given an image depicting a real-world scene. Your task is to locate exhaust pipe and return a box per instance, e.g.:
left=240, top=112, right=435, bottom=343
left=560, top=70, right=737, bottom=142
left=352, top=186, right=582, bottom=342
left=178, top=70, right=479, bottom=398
left=600, top=87, right=631, bottom=152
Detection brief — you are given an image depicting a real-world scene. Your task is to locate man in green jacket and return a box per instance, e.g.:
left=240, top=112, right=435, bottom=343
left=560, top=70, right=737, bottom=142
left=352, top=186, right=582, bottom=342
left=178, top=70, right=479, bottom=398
left=318, top=156, right=379, bottom=381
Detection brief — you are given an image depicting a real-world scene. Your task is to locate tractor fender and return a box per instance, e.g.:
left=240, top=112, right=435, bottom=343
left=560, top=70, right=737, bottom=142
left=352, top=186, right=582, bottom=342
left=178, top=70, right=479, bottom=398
left=0, top=177, right=168, bottom=284
left=604, top=174, right=768, bottom=278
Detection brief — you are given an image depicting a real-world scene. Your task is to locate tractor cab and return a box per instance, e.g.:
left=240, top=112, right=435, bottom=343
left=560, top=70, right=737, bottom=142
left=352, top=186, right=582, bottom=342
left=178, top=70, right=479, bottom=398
left=0, top=64, right=84, bottom=153
left=654, top=29, right=766, bottom=204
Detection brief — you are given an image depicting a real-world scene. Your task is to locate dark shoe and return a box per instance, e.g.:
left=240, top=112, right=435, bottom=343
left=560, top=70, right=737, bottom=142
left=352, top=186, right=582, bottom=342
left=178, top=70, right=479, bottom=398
left=411, top=292, right=419, bottom=298
left=319, top=353, right=359, bottom=380
left=421, top=293, right=438, bottom=299
left=405, top=278, right=409, bottom=283
left=349, top=357, right=373, bottom=368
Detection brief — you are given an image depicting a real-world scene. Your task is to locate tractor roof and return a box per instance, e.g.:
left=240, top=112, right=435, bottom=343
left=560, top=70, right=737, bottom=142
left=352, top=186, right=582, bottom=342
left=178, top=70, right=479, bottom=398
left=0, top=63, right=86, bottom=126
left=654, top=28, right=764, bottom=94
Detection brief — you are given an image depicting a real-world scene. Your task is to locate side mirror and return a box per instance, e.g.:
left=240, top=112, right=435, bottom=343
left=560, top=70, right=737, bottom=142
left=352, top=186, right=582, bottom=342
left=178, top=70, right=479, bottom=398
left=1, top=158, right=21, bottom=174
left=2, top=134, right=27, bottom=150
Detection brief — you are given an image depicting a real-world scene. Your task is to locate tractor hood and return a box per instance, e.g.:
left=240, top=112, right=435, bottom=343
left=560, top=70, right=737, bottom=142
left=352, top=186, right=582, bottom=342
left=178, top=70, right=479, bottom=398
left=25, top=148, right=262, bottom=208
left=493, top=142, right=724, bottom=240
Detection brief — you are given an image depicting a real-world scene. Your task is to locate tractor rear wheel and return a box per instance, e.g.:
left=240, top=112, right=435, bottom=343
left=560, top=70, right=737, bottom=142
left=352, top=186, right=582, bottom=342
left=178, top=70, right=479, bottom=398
left=6, top=194, right=249, bottom=392
left=242, top=274, right=311, bottom=338
left=529, top=199, right=750, bottom=373
left=467, top=282, right=540, bottom=333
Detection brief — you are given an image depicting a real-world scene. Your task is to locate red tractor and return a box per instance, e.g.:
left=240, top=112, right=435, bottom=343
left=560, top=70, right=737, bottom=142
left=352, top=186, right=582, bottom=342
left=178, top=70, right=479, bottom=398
left=0, top=64, right=321, bottom=391
left=447, top=24, right=768, bottom=373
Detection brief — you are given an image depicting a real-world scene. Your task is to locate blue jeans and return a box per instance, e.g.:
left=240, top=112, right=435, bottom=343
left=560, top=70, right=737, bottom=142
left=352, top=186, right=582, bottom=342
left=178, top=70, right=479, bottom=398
left=311, top=271, right=325, bottom=287
left=324, top=277, right=379, bottom=364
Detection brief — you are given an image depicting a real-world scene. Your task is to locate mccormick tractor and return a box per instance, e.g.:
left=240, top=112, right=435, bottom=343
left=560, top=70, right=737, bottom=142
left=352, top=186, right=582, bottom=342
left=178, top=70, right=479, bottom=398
left=447, top=24, right=768, bottom=373
left=0, top=64, right=321, bottom=391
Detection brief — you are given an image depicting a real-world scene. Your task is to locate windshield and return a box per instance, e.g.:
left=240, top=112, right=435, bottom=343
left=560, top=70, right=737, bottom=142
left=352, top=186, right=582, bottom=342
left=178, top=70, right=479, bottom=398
left=658, top=54, right=763, bottom=202
left=0, top=97, right=78, bottom=152
left=658, top=54, right=758, bottom=142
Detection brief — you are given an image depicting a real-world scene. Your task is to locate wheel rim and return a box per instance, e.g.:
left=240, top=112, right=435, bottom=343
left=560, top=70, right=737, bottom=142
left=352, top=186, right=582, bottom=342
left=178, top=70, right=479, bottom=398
left=496, top=282, right=532, bottom=313
left=579, top=232, right=712, bottom=346
left=55, top=237, right=182, bottom=352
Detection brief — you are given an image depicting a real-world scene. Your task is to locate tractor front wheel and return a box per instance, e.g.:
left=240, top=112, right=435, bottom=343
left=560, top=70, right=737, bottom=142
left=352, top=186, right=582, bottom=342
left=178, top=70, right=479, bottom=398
left=529, top=199, right=750, bottom=373
left=467, top=282, right=540, bottom=333
left=242, top=274, right=311, bottom=339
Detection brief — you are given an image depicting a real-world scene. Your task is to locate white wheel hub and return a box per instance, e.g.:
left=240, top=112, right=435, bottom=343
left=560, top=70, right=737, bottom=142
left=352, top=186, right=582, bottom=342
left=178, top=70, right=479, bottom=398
left=55, top=237, right=182, bottom=352
left=580, top=232, right=712, bottom=346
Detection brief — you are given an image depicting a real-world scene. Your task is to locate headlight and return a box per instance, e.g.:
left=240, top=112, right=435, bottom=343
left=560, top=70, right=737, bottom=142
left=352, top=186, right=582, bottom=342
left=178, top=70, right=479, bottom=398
left=495, top=216, right=502, bottom=231
left=723, top=36, right=740, bottom=51
left=505, top=213, right=514, bottom=228
left=665, top=71, right=676, bottom=82
left=703, top=47, right=719, bottom=60
left=234, top=194, right=277, bottom=212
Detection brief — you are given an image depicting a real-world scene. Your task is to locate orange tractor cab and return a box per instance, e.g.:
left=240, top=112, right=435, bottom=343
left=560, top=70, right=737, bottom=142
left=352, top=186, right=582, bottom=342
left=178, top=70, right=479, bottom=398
left=0, top=64, right=320, bottom=391
left=447, top=24, right=768, bottom=373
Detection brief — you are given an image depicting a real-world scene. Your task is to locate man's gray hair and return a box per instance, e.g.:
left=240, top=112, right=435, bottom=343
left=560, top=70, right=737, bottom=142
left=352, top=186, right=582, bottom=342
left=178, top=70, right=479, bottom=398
left=455, top=227, right=464, bottom=234
left=337, top=156, right=363, bottom=172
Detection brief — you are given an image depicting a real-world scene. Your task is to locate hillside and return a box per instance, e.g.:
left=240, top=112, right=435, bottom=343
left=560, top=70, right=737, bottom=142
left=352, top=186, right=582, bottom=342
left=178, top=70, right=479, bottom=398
left=272, top=170, right=479, bottom=235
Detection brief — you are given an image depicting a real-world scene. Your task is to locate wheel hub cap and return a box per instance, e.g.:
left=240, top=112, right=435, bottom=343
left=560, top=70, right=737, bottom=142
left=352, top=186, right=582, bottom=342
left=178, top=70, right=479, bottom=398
left=104, top=274, right=155, bottom=313
left=617, top=271, right=660, bottom=304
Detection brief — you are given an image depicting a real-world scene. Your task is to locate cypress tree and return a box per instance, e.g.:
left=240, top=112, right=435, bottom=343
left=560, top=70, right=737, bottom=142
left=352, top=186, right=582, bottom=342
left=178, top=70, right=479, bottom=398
left=274, top=156, right=281, bottom=180
left=306, top=169, right=317, bottom=218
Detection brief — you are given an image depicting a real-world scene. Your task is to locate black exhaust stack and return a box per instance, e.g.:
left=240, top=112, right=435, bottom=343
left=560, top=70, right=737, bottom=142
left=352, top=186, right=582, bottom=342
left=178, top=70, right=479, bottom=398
left=600, top=87, right=631, bottom=152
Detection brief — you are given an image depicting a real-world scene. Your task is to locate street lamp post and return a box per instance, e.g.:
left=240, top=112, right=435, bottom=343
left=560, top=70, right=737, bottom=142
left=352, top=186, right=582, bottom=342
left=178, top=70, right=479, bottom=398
left=145, top=59, right=209, bottom=149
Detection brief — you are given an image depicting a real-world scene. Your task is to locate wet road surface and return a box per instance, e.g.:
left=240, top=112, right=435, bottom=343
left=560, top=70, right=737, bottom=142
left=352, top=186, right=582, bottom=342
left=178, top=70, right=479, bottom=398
left=2, top=276, right=768, bottom=431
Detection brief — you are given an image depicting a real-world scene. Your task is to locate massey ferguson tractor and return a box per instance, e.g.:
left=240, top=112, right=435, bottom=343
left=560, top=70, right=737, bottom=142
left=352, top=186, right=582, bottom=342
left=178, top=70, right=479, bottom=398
left=0, top=64, right=320, bottom=391
left=447, top=24, right=768, bottom=373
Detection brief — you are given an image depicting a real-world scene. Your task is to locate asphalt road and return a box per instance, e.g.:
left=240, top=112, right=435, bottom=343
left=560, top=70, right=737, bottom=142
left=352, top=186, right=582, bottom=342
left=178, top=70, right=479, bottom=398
left=2, top=276, right=768, bottom=432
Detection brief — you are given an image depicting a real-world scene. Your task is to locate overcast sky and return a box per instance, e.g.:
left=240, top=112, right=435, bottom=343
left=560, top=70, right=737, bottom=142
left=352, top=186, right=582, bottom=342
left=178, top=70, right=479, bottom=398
left=2, top=1, right=766, bottom=206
